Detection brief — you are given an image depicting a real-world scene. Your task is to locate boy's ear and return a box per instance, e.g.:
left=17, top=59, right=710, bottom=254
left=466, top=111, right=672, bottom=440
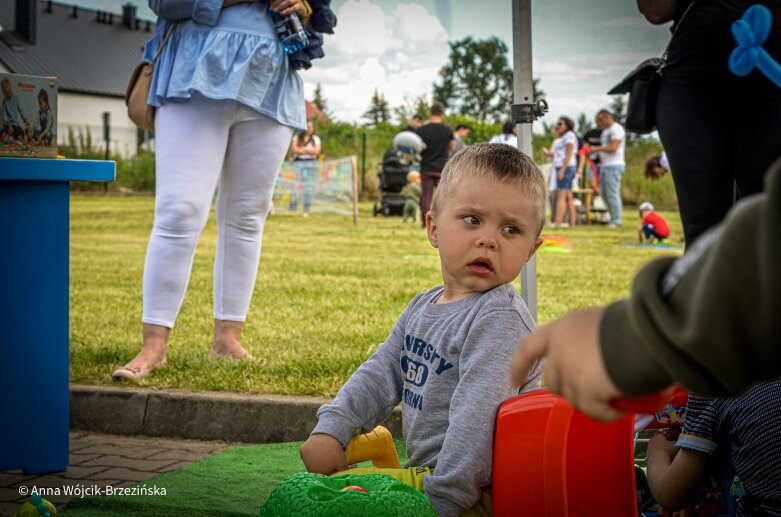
left=526, top=237, right=544, bottom=262
left=426, top=211, right=438, bottom=248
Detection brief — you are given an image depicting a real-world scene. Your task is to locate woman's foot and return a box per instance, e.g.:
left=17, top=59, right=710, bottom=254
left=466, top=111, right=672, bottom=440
left=112, top=324, right=170, bottom=381
left=208, top=319, right=255, bottom=361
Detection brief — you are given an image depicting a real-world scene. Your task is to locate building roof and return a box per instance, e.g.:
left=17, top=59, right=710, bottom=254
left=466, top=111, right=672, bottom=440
left=0, top=1, right=155, bottom=98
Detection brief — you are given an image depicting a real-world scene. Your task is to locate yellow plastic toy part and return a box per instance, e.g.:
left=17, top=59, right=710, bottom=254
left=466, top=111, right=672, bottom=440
left=345, top=426, right=401, bottom=469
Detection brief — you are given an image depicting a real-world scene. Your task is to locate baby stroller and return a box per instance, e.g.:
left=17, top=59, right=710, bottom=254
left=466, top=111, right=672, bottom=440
left=373, top=148, right=409, bottom=217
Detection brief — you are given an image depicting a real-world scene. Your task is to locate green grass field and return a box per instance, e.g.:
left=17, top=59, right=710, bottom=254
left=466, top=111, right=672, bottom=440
left=70, top=196, right=683, bottom=397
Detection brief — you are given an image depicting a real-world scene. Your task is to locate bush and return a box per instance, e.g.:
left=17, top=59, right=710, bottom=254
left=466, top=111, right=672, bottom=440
left=62, top=121, right=677, bottom=208
left=116, top=151, right=156, bottom=192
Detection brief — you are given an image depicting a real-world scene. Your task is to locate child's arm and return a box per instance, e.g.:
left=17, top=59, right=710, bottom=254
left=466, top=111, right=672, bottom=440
left=300, top=300, right=415, bottom=474
left=424, top=307, right=541, bottom=516
left=646, top=432, right=709, bottom=510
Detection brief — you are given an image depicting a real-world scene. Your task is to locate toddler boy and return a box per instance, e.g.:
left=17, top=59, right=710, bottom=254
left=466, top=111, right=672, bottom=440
left=638, top=201, right=670, bottom=243
left=300, top=143, right=546, bottom=516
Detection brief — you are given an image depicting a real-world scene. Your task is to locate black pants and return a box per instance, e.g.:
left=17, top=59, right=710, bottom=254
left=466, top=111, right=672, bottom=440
left=656, top=72, right=781, bottom=244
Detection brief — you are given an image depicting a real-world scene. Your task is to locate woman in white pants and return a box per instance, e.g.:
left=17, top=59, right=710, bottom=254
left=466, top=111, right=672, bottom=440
left=113, top=0, right=310, bottom=380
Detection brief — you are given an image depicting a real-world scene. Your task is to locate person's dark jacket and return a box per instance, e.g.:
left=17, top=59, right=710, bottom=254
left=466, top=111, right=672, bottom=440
left=600, top=158, right=781, bottom=397
left=289, top=0, right=337, bottom=70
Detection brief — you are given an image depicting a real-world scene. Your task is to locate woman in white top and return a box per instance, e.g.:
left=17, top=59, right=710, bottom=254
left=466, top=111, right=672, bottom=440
left=290, top=119, right=321, bottom=216
left=489, top=120, right=518, bottom=148
left=552, top=116, right=578, bottom=228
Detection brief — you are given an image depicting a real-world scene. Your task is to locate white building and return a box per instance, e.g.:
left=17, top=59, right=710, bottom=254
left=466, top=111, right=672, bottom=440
left=0, top=0, right=156, bottom=156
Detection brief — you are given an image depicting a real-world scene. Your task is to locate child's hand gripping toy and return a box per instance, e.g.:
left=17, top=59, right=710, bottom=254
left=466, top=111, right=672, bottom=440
left=261, top=426, right=435, bottom=516
left=612, top=385, right=688, bottom=436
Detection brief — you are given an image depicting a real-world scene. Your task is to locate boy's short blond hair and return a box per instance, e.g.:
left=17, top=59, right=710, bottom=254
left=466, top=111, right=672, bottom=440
left=406, top=171, right=421, bottom=183
left=431, top=143, right=547, bottom=235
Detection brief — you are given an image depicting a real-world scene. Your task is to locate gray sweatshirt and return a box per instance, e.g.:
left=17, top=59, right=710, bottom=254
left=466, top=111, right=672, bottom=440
left=312, top=283, right=543, bottom=516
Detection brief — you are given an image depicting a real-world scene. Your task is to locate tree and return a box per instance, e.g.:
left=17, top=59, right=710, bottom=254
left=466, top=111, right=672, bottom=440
left=363, top=89, right=390, bottom=127
left=433, top=37, right=544, bottom=123
left=609, top=95, right=627, bottom=126
left=394, top=94, right=430, bottom=126
left=576, top=113, right=593, bottom=135
left=312, top=83, right=328, bottom=114
left=533, top=78, right=545, bottom=101
left=433, top=37, right=511, bottom=123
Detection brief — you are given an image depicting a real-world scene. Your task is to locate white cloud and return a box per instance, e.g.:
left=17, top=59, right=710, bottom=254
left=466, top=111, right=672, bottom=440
left=392, top=3, right=448, bottom=49
left=328, top=0, right=395, bottom=57
left=301, top=0, right=449, bottom=122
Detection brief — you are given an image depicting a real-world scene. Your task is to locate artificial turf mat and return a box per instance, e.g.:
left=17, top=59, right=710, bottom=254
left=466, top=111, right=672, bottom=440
left=61, top=440, right=409, bottom=516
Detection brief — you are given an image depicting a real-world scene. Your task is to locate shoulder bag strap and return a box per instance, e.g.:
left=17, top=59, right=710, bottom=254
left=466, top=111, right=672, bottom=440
left=150, top=22, right=177, bottom=65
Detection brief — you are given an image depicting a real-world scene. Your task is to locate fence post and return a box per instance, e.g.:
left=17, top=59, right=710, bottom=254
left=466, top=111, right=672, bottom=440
left=361, top=131, right=367, bottom=193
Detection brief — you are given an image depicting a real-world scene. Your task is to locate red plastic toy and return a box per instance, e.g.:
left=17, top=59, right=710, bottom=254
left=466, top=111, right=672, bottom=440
left=492, top=389, right=638, bottom=516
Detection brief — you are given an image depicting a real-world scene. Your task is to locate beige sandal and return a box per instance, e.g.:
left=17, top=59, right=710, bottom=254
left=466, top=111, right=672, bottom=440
left=112, top=357, right=167, bottom=381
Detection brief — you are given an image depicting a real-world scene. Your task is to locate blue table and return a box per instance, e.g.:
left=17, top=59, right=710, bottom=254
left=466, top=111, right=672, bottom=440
left=0, top=157, right=115, bottom=474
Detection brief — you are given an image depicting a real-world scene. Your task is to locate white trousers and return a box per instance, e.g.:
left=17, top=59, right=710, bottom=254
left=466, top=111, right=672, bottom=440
left=143, top=95, right=293, bottom=328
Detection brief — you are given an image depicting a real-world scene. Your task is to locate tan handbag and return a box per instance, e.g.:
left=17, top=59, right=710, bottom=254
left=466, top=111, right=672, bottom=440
left=125, top=24, right=176, bottom=132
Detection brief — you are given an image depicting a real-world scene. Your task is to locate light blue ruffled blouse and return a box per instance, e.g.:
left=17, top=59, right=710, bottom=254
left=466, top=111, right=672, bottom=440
left=144, top=0, right=306, bottom=130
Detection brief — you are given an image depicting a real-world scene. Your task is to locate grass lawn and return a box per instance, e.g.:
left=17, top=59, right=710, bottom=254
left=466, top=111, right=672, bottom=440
left=70, top=196, right=683, bottom=396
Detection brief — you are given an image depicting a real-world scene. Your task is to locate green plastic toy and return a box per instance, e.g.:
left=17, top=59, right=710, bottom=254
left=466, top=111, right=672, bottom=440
left=259, top=472, right=436, bottom=516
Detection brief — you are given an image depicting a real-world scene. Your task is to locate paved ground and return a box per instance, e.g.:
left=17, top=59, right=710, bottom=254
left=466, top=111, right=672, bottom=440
left=0, top=431, right=236, bottom=517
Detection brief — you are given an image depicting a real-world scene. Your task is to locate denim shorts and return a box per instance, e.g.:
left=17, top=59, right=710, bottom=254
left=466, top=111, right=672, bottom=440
left=556, top=165, right=577, bottom=190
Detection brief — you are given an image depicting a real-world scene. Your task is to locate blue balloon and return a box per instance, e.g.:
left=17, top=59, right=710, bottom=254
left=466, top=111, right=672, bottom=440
left=729, top=4, right=781, bottom=88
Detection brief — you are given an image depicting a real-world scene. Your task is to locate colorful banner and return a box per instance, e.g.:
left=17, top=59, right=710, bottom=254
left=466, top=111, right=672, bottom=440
left=273, top=156, right=357, bottom=218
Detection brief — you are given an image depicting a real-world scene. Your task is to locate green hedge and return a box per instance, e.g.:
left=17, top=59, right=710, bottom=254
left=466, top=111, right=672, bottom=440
left=63, top=122, right=673, bottom=207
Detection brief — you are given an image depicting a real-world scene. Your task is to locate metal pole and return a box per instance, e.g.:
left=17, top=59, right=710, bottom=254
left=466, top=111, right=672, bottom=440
left=512, top=0, right=538, bottom=321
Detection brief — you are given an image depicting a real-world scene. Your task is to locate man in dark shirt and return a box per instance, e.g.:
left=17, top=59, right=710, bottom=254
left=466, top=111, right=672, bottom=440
left=402, top=113, right=423, bottom=134
left=417, top=103, right=455, bottom=226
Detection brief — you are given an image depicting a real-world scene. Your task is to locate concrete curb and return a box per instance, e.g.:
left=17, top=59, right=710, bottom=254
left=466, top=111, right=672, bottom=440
left=70, top=385, right=402, bottom=444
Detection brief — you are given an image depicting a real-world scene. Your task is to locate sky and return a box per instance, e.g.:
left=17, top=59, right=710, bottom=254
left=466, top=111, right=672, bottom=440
left=50, top=0, right=673, bottom=128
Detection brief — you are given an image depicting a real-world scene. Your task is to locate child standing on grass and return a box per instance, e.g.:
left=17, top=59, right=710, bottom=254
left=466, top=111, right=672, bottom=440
left=401, top=171, right=422, bottom=223
left=300, top=143, right=546, bottom=516
left=638, top=201, right=670, bottom=243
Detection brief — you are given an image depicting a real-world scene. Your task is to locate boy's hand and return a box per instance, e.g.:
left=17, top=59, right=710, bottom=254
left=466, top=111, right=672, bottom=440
left=648, top=431, right=680, bottom=462
left=510, top=307, right=624, bottom=422
left=300, top=433, right=348, bottom=475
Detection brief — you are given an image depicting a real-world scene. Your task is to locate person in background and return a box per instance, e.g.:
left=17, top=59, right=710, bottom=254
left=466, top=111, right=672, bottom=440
left=452, top=123, right=471, bottom=154
left=416, top=103, right=455, bottom=227
left=645, top=150, right=670, bottom=180
left=552, top=116, right=578, bottom=228
left=637, top=202, right=670, bottom=243
left=401, top=171, right=422, bottom=224
left=638, top=0, right=781, bottom=245
left=592, top=109, right=626, bottom=228
left=403, top=113, right=424, bottom=133
left=290, top=119, right=322, bottom=217
left=542, top=125, right=562, bottom=225
left=112, top=0, right=327, bottom=381
left=489, top=120, right=518, bottom=148
left=578, top=126, right=602, bottom=196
